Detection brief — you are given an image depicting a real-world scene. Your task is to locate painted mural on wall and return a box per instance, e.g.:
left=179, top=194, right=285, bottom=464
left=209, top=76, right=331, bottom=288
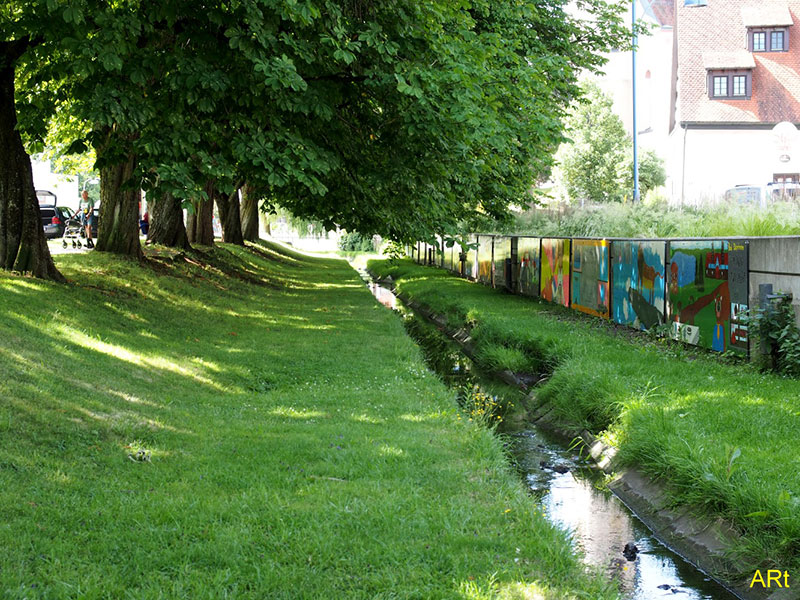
left=571, top=240, right=610, bottom=318
left=612, top=241, right=666, bottom=330
left=464, top=235, right=478, bottom=279
left=517, top=237, right=540, bottom=297
left=540, top=238, right=570, bottom=307
left=436, top=238, right=445, bottom=268
left=477, top=235, right=493, bottom=285
left=444, top=241, right=455, bottom=272
left=493, top=236, right=511, bottom=289
left=667, top=240, right=749, bottom=353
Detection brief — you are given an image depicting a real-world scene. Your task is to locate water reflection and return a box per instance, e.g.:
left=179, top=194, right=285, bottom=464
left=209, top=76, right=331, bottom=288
left=366, top=280, right=740, bottom=600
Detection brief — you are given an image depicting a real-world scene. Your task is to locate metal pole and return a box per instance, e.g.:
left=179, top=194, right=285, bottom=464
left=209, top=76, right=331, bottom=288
left=632, top=0, right=640, bottom=202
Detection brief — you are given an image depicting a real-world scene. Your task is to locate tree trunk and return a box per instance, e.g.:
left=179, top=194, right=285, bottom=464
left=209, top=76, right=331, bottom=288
left=187, top=181, right=216, bottom=246
left=96, top=153, right=143, bottom=259
left=240, top=184, right=260, bottom=242
left=214, top=182, right=244, bottom=245
left=0, top=44, right=63, bottom=281
left=146, top=192, right=190, bottom=250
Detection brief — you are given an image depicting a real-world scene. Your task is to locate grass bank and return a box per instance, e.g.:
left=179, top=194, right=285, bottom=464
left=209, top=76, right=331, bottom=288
left=369, top=259, right=800, bottom=577
left=0, top=242, right=619, bottom=599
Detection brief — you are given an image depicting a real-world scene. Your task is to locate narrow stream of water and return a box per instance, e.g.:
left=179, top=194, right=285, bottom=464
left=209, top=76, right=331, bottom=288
left=364, top=278, right=741, bottom=600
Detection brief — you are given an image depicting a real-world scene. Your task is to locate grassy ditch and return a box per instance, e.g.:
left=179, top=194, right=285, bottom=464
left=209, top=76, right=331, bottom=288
left=0, top=242, right=620, bottom=599
left=369, top=258, right=800, bottom=577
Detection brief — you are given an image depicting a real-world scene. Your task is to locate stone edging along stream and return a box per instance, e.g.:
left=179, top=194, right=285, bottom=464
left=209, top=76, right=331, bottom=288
left=368, top=272, right=791, bottom=600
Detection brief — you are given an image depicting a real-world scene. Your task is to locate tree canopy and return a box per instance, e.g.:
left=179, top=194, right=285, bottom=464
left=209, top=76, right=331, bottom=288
left=2, top=0, right=631, bottom=278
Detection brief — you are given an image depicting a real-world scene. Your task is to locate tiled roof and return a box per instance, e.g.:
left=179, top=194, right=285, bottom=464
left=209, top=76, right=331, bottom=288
left=677, top=0, right=800, bottom=124
left=703, top=50, right=756, bottom=69
left=741, top=4, right=793, bottom=28
left=643, top=0, right=676, bottom=27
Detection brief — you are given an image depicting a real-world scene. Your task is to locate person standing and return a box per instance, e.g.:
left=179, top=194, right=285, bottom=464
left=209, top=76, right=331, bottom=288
left=79, top=190, right=95, bottom=249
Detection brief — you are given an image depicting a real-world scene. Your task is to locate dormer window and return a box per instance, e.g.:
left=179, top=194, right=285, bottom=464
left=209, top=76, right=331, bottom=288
left=742, top=5, right=793, bottom=51
left=704, top=51, right=755, bottom=100
left=748, top=28, right=788, bottom=51
left=709, top=71, right=752, bottom=99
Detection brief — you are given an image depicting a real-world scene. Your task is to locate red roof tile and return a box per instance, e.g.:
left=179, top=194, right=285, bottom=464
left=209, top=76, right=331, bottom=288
left=677, top=0, right=800, bottom=124
left=644, top=0, right=676, bottom=27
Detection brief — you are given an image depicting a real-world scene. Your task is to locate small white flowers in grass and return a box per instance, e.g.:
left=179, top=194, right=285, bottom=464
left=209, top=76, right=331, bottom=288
left=125, top=441, right=152, bottom=463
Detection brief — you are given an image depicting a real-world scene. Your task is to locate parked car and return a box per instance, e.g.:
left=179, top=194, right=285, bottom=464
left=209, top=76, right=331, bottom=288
left=36, top=190, right=75, bottom=239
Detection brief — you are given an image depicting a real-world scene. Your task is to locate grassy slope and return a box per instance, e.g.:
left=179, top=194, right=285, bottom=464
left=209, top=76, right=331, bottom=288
left=369, top=259, right=800, bottom=575
left=0, top=242, right=618, bottom=600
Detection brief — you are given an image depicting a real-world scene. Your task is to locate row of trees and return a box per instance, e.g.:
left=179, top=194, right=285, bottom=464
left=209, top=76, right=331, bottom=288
left=2, top=1, right=630, bottom=281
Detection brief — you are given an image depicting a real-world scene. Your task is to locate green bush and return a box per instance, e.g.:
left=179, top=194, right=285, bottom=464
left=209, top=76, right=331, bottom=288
left=338, top=231, right=375, bottom=252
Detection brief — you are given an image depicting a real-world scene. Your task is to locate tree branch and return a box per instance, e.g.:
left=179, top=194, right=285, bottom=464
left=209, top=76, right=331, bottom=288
left=0, top=36, right=43, bottom=70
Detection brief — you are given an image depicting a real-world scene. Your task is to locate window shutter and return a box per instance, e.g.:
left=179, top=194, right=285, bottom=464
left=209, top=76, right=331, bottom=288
left=747, top=73, right=753, bottom=98
left=707, top=72, right=713, bottom=99
left=784, top=30, right=789, bottom=51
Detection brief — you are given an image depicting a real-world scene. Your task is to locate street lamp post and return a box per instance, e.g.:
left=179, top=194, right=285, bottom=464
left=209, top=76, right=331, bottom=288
left=632, top=0, right=640, bottom=203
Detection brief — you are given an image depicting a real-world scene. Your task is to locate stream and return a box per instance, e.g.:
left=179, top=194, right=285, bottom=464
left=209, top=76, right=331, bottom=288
left=365, top=278, right=742, bottom=600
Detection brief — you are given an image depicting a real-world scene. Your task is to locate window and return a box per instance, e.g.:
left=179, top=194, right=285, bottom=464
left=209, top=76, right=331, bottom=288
left=772, top=30, right=785, bottom=51
left=750, top=28, right=788, bottom=51
left=708, top=71, right=752, bottom=99
left=732, top=75, right=747, bottom=96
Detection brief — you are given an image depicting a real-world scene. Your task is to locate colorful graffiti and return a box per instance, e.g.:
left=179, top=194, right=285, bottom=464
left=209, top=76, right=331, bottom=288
left=571, top=239, right=610, bottom=318
left=612, top=241, right=666, bottom=330
left=444, top=241, right=456, bottom=273
left=540, top=238, right=570, bottom=307
left=493, top=236, right=511, bottom=289
left=464, top=235, right=478, bottom=279
left=667, top=240, right=748, bottom=353
left=477, top=235, right=493, bottom=285
left=517, top=238, right=540, bottom=297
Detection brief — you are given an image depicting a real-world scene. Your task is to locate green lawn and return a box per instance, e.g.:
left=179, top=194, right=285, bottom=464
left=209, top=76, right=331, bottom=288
left=0, top=242, right=619, bottom=600
left=368, top=258, right=800, bottom=577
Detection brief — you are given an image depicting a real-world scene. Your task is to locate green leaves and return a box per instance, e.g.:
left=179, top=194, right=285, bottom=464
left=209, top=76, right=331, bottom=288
left=61, top=5, right=83, bottom=24
left=8, top=0, right=630, bottom=246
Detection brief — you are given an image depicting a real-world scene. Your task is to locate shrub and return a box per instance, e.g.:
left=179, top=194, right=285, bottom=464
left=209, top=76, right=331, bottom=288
left=338, top=232, right=375, bottom=252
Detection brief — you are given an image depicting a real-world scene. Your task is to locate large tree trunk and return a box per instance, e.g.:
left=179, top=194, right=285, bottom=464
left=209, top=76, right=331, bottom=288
left=96, top=153, right=143, bottom=259
left=187, top=181, right=215, bottom=245
left=146, top=192, right=190, bottom=250
left=0, top=43, right=63, bottom=281
left=240, top=184, right=260, bottom=242
left=187, top=198, right=214, bottom=245
left=214, top=182, right=244, bottom=245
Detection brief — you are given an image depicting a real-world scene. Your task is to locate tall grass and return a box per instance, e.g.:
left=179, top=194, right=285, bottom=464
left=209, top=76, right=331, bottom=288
left=369, top=258, right=800, bottom=578
left=510, top=200, right=800, bottom=238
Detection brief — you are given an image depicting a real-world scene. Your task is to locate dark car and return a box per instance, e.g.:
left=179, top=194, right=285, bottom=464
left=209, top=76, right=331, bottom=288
left=37, top=190, right=75, bottom=239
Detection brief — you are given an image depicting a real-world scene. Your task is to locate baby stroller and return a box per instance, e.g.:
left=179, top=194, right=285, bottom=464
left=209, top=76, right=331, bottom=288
left=61, top=213, right=85, bottom=249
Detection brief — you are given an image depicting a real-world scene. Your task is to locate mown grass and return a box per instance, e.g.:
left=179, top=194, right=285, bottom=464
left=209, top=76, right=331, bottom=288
left=0, top=242, right=620, bottom=600
left=369, top=258, right=800, bottom=577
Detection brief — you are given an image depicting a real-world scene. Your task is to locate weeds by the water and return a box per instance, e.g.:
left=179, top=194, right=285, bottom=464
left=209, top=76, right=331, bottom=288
left=369, top=258, right=800, bottom=576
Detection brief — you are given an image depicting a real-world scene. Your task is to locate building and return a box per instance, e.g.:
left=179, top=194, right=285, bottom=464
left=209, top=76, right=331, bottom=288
left=671, top=0, right=800, bottom=203
left=596, top=0, right=675, bottom=155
